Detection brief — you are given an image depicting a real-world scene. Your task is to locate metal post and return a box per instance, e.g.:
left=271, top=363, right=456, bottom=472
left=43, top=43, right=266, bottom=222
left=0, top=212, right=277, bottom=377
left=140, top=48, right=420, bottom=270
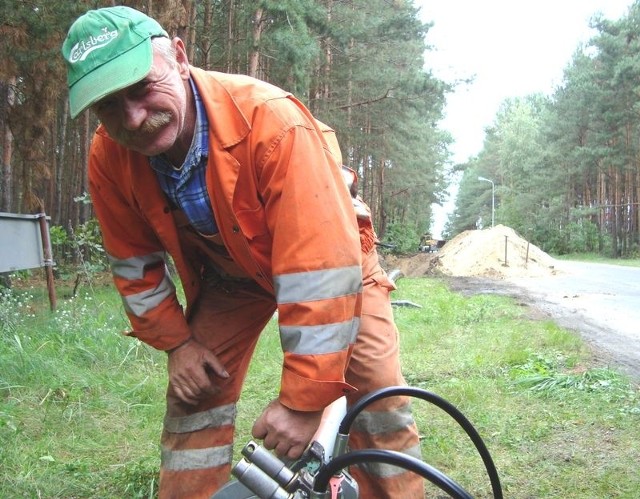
left=37, top=212, right=57, bottom=311
left=503, top=235, right=508, bottom=267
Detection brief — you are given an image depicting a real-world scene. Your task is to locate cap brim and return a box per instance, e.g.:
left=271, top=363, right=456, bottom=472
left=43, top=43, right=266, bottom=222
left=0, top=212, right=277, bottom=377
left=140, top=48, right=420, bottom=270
left=68, top=39, right=153, bottom=118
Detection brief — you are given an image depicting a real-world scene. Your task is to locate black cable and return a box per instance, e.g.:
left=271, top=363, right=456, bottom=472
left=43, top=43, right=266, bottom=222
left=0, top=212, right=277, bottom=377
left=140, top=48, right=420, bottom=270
left=312, top=449, right=472, bottom=499
left=339, top=386, right=503, bottom=499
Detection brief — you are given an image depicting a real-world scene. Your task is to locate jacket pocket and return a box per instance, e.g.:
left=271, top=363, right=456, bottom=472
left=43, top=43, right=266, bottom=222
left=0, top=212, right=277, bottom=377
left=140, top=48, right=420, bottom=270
left=235, top=205, right=269, bottom=241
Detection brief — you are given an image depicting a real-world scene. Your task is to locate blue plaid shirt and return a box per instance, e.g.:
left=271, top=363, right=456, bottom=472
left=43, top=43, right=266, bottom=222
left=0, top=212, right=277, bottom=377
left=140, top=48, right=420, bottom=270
left=150, top=78, right=218, bottom=235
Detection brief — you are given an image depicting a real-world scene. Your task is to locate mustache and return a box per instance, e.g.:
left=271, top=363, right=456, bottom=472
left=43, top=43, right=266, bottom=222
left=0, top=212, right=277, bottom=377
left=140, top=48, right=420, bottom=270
left=142, top=112, right=173, bottom=133
left=115, top=111, right=173, bottom=143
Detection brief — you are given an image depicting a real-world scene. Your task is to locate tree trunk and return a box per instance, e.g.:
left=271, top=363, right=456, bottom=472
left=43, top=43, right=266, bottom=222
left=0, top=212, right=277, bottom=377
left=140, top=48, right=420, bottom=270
left=636, top=156, right=640, bottom=249
left=1, top=78, right=16, bottom=212
left=225, top=0, right=235, bottom=72
left=80, top=112, right=90, bottom=223
left=202, top=0, right=213, bottom=69
left=54, top=101, right=69, bottom=225
left=187, top=1, right=197, bottom=63
left=377, top=157, right=386, bottom=237
left=248, top=7, right=264, bottom=78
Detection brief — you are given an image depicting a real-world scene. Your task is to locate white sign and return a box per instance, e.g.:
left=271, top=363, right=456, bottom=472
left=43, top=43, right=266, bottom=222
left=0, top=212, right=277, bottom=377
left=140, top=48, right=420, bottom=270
left=0, top=212, right=52, bottom=273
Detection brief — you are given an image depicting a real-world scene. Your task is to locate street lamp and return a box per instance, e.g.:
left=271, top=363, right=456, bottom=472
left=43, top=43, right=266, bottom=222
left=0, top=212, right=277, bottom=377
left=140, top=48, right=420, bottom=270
left=478, top=176, right=495, bottom=228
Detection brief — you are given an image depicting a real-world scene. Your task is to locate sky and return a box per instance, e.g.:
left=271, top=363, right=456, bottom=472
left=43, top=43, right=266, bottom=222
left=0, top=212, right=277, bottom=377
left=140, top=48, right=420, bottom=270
left=414, top=0, right=636, bottom=236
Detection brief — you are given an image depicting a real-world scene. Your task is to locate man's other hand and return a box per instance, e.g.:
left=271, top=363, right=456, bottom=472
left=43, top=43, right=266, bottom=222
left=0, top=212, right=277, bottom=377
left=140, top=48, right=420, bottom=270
left=252, top=399, right=323, bottom=460
left=167, top=339, right=229, bottom=405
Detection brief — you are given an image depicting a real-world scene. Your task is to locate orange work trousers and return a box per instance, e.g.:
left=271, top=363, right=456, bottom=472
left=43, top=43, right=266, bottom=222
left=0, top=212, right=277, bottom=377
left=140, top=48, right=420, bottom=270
left=158, top=247, right=424, bottom=499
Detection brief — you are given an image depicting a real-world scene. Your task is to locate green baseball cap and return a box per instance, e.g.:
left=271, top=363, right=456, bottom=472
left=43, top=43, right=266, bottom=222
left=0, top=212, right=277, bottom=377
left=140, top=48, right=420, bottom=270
left=61, top=6, right=168, bottom=118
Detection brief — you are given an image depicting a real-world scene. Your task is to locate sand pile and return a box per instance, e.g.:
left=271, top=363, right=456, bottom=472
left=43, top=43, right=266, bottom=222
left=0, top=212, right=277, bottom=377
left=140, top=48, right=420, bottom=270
left=434, top=225, right=558, bottom=278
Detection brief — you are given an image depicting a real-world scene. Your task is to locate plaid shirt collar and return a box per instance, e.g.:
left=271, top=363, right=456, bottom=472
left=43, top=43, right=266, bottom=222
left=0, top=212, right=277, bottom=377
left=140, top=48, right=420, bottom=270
left=148, top=78, right=218, bottom=234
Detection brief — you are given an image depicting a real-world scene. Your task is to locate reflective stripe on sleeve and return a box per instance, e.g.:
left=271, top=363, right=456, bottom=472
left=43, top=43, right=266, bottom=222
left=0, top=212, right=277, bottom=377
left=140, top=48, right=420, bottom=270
left=280, top=318, right=359, bottom=355
left=163, top=404, right=236, bottom=434
left=274, top=266, right=362, bottom=305
left=108, top=251, right=166, bottom=280
left=122, top=274, right=175, bottom=317
left=161, top=444, right=233, bottom=471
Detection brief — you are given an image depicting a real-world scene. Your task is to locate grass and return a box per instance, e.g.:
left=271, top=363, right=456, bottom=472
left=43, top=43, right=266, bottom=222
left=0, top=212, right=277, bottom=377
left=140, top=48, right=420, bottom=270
left=1, top=272, right=638, bottom=498
left=554, top=253, right=640, bottom=267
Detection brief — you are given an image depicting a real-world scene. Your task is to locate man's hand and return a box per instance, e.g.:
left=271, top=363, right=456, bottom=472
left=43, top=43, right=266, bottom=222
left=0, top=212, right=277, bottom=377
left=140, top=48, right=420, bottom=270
left=252, top=399, right=323, bottom=460
left=167, top=339, right=229, bottom=405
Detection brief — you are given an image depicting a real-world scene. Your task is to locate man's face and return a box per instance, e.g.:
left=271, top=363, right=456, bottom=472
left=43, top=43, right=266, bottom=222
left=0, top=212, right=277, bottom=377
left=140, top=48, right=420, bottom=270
left=91, top=43, right=190, bottom=157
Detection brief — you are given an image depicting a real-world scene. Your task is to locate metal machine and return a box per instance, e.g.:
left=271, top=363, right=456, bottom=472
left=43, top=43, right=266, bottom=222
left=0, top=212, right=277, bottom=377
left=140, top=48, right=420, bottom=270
left=212, top=386, right=503, bottom=499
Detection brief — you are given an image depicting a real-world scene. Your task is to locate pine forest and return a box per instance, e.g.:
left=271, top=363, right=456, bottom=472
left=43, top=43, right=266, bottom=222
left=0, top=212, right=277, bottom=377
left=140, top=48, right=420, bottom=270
left=1, top=0, right=640, bottom=260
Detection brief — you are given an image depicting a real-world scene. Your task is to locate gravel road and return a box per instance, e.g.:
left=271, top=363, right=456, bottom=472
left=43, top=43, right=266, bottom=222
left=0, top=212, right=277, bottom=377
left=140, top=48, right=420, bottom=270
left=445, top=260, right=640, bottom=382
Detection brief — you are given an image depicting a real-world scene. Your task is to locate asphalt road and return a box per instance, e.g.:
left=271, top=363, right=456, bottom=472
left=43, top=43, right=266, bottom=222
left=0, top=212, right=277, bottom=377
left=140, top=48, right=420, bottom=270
left=510, top=261, right=640, bottom=379
left=451, top=260, right=640, bottom=381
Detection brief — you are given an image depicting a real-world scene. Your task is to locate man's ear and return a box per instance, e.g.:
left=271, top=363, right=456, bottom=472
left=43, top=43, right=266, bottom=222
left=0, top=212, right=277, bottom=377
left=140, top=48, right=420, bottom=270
left=172, top=37, right=190, bottom=79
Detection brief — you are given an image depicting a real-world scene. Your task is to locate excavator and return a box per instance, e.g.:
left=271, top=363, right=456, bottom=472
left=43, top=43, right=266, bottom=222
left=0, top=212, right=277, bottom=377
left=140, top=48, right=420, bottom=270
left=418, top=233, right=443, bottom=253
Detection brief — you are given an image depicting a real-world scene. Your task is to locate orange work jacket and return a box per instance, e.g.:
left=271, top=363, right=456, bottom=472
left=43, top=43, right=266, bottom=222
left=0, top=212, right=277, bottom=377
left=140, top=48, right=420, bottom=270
left=88, top=67, right=373, bottom=411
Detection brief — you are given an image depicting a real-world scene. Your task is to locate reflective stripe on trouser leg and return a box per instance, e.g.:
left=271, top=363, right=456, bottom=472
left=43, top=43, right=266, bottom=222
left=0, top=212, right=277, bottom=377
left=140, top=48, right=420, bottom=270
left=345, top=248, right=425, bottom=499
left=159, top=282, right=276, bottom=499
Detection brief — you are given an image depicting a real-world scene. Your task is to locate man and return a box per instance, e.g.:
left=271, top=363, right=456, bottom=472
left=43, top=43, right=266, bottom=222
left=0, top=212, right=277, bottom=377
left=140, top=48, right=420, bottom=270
left=62, top=6, right=424, bottom=498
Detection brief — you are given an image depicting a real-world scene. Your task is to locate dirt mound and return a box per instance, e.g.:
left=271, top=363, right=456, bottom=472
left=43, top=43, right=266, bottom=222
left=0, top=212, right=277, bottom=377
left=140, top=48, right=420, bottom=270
left=435, top=225, right=558, bottom=278
left=382, top=225, right=558, bottom=279
left=381, top=252, right=437, bottom=278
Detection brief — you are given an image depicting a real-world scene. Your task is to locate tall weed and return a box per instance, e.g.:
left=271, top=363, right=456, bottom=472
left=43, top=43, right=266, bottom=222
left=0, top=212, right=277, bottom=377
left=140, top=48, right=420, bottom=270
left=1, top=275, right=638, bottom=497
